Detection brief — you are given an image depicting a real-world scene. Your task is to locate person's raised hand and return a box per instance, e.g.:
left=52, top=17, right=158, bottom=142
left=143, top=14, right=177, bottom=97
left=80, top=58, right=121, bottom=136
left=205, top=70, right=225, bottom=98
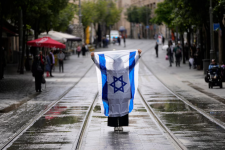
left=138, top=49, right=142, bottom=55
left=91, top=52, right=94, bottom=57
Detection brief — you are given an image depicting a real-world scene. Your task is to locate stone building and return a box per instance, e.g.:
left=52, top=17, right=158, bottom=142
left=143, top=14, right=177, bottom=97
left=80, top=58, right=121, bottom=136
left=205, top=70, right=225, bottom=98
left=130, top=0, right=168, bottom=39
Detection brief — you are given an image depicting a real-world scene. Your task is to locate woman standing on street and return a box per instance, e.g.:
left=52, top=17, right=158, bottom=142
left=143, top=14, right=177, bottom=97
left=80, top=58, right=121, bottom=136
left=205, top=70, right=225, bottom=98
left=77, top=45, right=81, bottom=57
left=155, top=42, right=158, bottom=57
left=32, top=56, right=44, bottom=92
left=81, top=44, right=86, bottom=56
left=90, top=49, right=142, bottom=131
left=45, top=52, right=51, bottom=77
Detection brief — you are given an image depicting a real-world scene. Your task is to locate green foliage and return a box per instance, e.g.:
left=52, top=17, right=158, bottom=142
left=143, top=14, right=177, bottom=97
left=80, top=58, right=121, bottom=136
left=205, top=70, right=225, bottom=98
left=151, top=1, right=173, bottom=27
left=81, top=1, right=96, bottom=27
left=1, top=0, right=76, bottom=35
left=80, top=0, right=122, bottom=28
left=125, top=5, right=151, bottom=25
left=105, top=1, right=122, bottom=27
left=152, top=0, right=211, bottom=32
left=125, top=6, right=139, bottom=23
left=53, top=3, right=77, bottom=32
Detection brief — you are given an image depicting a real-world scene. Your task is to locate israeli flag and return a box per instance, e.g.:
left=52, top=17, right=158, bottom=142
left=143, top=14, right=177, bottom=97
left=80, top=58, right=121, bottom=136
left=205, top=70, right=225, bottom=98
left=93, top=50, right=139, bottom=117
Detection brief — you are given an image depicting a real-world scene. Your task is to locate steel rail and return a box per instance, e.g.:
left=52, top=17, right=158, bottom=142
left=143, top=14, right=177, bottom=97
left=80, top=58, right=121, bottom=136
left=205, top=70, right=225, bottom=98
left=140, top=59, right=225, bottom=130
left=138, top=89, right=187, bottom=150
left=73, top=92, right=99, bottom=150
left=1, top=64, right=94, bottom=150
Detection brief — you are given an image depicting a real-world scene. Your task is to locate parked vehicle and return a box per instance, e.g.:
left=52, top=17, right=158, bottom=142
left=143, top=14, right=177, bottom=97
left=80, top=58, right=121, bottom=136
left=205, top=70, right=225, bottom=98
left=110, top=30, right=119, bottom=42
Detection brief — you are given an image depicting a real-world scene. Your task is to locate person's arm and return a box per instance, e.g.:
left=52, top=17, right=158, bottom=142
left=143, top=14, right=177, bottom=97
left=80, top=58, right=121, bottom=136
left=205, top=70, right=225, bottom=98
left=91, top=52, right=101, bottom=69
left=125, top=49, right=142, bottom=70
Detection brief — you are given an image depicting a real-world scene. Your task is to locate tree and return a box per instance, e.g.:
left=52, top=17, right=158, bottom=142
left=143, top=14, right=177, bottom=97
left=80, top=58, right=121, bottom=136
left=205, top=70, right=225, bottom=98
left=81, top=1, right=96, bottom=28
left=53, top=3, right=77, bottom=32
left=125, top=6, right=151, bottom=38
left=80, top=0, right=122, bottom=42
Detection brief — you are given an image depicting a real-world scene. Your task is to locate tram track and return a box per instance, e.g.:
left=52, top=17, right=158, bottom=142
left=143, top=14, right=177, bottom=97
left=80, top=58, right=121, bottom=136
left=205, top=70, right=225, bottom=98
left=138, top=88, right=187, bottom=150
left=1, top=64, right=94, bottom=150
left=140, top=58, right=225, bottom=130
left=72, top=92, right=99, bottom=150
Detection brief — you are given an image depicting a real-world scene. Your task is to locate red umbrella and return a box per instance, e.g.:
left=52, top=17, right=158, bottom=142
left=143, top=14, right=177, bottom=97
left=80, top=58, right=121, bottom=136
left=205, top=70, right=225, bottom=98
left=27, top=37, right=66, bottom=49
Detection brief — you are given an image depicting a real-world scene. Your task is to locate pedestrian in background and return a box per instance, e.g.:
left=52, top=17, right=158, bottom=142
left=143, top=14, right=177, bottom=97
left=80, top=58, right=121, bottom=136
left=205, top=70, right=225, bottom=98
left=184, top=43, right=189, bottom=61
left=174, top=42, right=182, bottom=67
left=45, top=52, right=51, bottom=77
left=49, top=50, right=55, bottom=77
left=85, top=44, right=89, bottom=54
left=189, top=55, right=194, bottom=69
left=81, top=44, right=86, bottom=56
left=123, top=34, right=126, bottom=47
left=32, top=56, right=44, bottom=92
left=77, top=45, right=81, bottom=57
left=39, top=51, right=45, bottom=71
left=194, top=47, right=201, bottom=69
left=58, top=50, right=65, bottom=73
left=155, top=42, right=158, bottom=57
left=167, top=42, right=173, bottom=67
left=162, top=36, right=165, bottom=45
left=117, top=35, right=121, bottom=45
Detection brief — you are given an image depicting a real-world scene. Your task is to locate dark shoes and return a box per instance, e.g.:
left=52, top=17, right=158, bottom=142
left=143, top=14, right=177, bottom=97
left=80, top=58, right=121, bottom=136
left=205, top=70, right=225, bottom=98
left=50, top=75, right=54, bottom=77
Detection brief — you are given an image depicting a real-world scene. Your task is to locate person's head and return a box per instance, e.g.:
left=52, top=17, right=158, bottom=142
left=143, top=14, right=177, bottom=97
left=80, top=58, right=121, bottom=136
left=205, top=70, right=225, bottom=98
left=113, top=57, right=124, bottom=70
left=59, top=50, right=62, bottom=53
left=212, top=59, right=216, bottom=64
left=39, top=51, right=42, bottom=55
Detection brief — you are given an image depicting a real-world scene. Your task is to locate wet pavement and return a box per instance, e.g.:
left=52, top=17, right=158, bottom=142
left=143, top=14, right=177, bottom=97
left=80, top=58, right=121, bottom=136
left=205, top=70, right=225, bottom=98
left=0, top=54, right=94, bottom=149
left=81, top=94, right=176, bottom=150
left=138, top=62, right=225, bottom=149
left=1, top=39, right=225, bottom=149
left=5, top=67, right=98, bottom=150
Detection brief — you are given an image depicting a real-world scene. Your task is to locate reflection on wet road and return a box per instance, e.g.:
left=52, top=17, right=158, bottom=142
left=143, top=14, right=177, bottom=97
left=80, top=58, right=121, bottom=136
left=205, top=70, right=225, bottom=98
left=5, top=67, right=98, bottom=150
left=81, top=94, right=176, bottom=150
left=139, top=63, right=225, bottom=149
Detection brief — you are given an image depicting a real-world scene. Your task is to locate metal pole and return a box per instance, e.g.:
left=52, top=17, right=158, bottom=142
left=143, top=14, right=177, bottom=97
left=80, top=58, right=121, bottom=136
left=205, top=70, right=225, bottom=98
left=79, top=0, right=82, bottom=25
left=209, top=0, right=215, bottom=60
left=146, top=5, right=149, bottom=39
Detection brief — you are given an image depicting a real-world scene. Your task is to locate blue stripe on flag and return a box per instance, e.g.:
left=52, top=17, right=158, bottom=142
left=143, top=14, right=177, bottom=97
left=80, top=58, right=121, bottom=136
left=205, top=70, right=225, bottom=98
left=129, top=51, right=136, bottom=113
left=98, top=54, right=109, bottom=116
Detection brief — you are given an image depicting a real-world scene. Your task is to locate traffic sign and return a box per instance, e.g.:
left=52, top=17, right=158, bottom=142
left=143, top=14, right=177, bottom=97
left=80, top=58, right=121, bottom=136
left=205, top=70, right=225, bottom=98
left=213, top=23, right=220, bottom=31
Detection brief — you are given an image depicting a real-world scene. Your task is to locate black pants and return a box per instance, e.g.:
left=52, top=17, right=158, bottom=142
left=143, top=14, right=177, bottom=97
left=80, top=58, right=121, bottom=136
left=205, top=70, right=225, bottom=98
left=169, top=55, right=173, bottom=66
left=77, top=52, right=81, bottom=57
left=155, top=49, right=158, bottom=57
left=59, top=60, right=63, bottom=72
left=50, top=64, right=54, bottom=76
left=176, top=56, right=181, bottom=66
left=108, top=114, right=129, bottom=127
left=35, top=75, right=42, bottom=91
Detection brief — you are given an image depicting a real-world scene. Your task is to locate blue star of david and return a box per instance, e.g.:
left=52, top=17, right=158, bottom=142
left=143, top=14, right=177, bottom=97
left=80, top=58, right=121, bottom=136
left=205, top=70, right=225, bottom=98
left=110, top=76, right=127, bottom=93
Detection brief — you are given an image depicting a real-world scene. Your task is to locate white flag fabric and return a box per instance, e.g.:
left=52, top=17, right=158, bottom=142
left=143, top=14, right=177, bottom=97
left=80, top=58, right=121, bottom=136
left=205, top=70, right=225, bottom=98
left=93, top=50, right=139, bottom=117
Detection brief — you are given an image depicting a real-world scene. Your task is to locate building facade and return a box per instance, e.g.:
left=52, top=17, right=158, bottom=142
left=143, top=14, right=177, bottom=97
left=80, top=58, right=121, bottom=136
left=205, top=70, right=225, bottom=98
left=130, top=0, right=168, bottom=39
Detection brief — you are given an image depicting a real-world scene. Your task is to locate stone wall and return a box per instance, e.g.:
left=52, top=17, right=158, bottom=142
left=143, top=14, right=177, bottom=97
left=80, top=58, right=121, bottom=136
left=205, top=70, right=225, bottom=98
left=72, top=24, right=84, bottom=43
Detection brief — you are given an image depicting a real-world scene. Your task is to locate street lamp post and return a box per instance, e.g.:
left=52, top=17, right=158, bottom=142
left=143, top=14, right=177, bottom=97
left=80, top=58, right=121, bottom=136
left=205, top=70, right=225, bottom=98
left=209, top=0, right=215, bottom=60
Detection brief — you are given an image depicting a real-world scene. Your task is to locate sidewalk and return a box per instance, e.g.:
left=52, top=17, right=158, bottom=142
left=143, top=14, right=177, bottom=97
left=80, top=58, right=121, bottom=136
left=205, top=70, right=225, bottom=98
left=0, top=64, right=34, bottom=110
left=0, top=53, right=94, bottom=147
left=151, top=43, right=225, bottom=99
left=141, top=41, right=225, bottom=126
